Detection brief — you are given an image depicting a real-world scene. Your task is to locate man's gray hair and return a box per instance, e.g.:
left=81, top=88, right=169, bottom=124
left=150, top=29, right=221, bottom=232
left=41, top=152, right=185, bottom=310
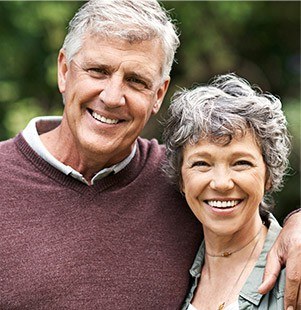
left=163, top=73, right=291, bottom=200
left=62, top=0, right=180, bottom=80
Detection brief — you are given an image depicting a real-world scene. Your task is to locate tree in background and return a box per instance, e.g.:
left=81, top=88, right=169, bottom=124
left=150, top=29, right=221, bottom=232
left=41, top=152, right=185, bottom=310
left=0, top=1, right=299, bottom=220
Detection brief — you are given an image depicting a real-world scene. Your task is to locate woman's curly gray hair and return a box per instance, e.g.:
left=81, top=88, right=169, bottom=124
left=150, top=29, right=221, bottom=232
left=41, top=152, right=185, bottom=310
left=163, top=73, right=291, bottom=202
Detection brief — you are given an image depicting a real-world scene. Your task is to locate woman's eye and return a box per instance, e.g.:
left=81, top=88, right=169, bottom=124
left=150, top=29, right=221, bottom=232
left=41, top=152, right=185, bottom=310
left=191, top=161, right=210, bottom=168
left=234, top=160, right=253, bottom=167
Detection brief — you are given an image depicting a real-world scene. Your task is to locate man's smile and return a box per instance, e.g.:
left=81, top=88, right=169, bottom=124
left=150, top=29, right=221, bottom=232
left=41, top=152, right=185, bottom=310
left=88, top=108, right=121, bottom=124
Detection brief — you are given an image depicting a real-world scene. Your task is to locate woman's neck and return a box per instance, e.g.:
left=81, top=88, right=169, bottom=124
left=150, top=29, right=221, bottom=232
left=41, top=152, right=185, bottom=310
left=203, top=213, right=264, bottom=257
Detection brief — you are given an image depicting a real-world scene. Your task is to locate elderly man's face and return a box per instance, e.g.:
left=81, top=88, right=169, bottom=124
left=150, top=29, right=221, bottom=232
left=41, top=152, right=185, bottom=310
left=57, top=35, right=169, bottom=166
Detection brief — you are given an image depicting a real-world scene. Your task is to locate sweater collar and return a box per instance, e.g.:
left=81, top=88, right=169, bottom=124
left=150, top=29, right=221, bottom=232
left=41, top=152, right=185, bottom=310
left=22, top=116, right=136, bottom=185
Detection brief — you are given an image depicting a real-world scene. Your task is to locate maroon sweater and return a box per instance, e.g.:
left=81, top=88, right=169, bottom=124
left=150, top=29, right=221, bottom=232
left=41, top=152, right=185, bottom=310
left=0, top=134, right=202, bottom=309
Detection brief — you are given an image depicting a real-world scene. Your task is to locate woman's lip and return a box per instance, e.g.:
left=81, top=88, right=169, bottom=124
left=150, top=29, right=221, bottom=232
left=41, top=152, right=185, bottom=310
left=205, top=199, right=243, bottom=208
left=204, top=199, right=243, bottom=215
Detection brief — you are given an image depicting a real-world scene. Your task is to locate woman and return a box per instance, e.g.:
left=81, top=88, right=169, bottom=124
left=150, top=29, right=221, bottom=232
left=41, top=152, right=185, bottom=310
left=163, top=73, right=291, bottom=309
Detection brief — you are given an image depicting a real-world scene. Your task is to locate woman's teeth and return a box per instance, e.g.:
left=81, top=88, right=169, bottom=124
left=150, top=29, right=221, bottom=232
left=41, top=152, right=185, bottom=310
left=207, top=200, right=240, bottom=208
left=92, top=111, right=119, bottom=124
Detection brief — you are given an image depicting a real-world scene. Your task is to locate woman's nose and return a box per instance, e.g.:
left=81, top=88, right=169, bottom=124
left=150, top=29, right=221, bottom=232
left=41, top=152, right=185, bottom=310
left=209, top=169, right=234, bottom=192
left=99, top=76, right=126, bottom=108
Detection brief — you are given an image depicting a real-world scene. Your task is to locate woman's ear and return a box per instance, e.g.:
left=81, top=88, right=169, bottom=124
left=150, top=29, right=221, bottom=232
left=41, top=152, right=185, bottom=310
left=180, top=179, right=185, bottom=195
left=265, top=177, right=272, bottom=191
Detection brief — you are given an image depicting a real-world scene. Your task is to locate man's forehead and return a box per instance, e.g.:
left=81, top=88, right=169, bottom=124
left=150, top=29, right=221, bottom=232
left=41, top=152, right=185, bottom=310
left=81, top=33, right=162, bottom=54
left=80, top=34, right=163, bottom=63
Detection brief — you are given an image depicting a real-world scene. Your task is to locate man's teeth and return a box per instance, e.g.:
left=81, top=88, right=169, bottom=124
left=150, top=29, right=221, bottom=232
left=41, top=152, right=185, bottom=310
left=207, top=200, right=240, bottom=208
left=92, top=111, right=119, bottom=124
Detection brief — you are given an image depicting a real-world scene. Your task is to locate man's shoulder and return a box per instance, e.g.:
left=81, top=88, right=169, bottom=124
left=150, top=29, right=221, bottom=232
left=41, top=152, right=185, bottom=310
left=0, top=135, right=25, bottom=177
left=0, top=135, right=17, bottom=155
left=0, top=133, right=35, bottom=170
left=134, top=136, right=172, bottom=182
left=137, top=136, right=166, bottom=157
left=135, top=137, right=168, bottom=174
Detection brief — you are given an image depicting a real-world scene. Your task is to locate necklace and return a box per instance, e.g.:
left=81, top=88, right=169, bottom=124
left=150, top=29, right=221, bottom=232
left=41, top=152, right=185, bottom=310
left=206, top=226, right=262, bottom=257
left=216, top=226, right=263, bottom=310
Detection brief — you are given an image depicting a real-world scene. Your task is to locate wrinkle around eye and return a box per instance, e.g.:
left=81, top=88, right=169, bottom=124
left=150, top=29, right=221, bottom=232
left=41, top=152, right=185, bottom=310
left=233, top=160, right=254, bottom=167
left=128, top=79, right=147, bottom=89
left=189, top=161, right=211, bottom=172
left=126, top=75, right=152, bottom=90
left=87, top=68, right=109, bottom=79
left=232, top=161, right=254, bottom=172
left=190, top=161, right=210, bottom=168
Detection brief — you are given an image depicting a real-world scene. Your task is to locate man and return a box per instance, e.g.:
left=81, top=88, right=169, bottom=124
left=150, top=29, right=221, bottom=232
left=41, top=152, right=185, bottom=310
left=0, top=0, right=300, bottom=309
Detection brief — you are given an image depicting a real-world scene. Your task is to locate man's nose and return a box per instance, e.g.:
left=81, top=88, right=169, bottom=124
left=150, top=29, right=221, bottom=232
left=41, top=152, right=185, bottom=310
left=99, top=76, right=126, bottom=108
left=209, top=168, right=234, bottom=192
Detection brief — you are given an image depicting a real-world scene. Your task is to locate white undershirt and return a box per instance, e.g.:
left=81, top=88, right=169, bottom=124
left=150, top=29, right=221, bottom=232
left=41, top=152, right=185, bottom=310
left=22, top=116, right=136, bottom=185
left=188, top=301, right=239, bottom=310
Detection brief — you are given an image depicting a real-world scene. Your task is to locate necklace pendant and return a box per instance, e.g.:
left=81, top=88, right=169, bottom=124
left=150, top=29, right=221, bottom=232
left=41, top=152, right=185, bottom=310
left=218, top=302, right=225, bottom=310
left=221, top=251, right=231, bottom=257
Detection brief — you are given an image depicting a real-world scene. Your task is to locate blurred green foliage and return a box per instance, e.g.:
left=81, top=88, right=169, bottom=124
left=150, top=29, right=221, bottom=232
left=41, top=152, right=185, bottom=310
left=0, top=1, right=299, bottom=220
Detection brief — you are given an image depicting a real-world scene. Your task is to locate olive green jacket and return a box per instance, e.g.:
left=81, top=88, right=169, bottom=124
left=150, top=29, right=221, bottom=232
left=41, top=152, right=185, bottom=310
left=182, top=216, right=285, bottom=309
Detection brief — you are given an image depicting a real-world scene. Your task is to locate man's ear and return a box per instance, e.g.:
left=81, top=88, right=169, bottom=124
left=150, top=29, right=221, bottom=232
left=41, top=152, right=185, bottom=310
left=152, top=78, right=170, bottom=115
left=57, top=49, right=68, bottom=94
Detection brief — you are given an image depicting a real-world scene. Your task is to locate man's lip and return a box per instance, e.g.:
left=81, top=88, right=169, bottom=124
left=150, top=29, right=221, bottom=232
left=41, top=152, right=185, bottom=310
left=87, top=108, right=123, bottom=124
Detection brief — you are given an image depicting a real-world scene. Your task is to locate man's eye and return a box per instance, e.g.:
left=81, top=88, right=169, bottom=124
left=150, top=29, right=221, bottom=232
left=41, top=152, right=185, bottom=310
left=87, top=68, right=108, bottom=77
left=127, top=77, right=148, bottom=89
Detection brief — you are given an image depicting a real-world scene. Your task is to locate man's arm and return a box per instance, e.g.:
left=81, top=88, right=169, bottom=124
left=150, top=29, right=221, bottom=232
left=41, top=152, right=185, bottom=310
left=258, top=209, right=301, bottom=310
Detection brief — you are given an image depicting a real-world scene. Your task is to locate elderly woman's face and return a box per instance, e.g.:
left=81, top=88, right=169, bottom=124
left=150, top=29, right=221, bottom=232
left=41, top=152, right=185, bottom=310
left=181, top=131, right=268, bottom=235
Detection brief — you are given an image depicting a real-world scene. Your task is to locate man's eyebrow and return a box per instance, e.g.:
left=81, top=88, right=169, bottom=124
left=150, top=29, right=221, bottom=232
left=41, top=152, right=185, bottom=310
left=83, top=60, right=114, bottom=71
